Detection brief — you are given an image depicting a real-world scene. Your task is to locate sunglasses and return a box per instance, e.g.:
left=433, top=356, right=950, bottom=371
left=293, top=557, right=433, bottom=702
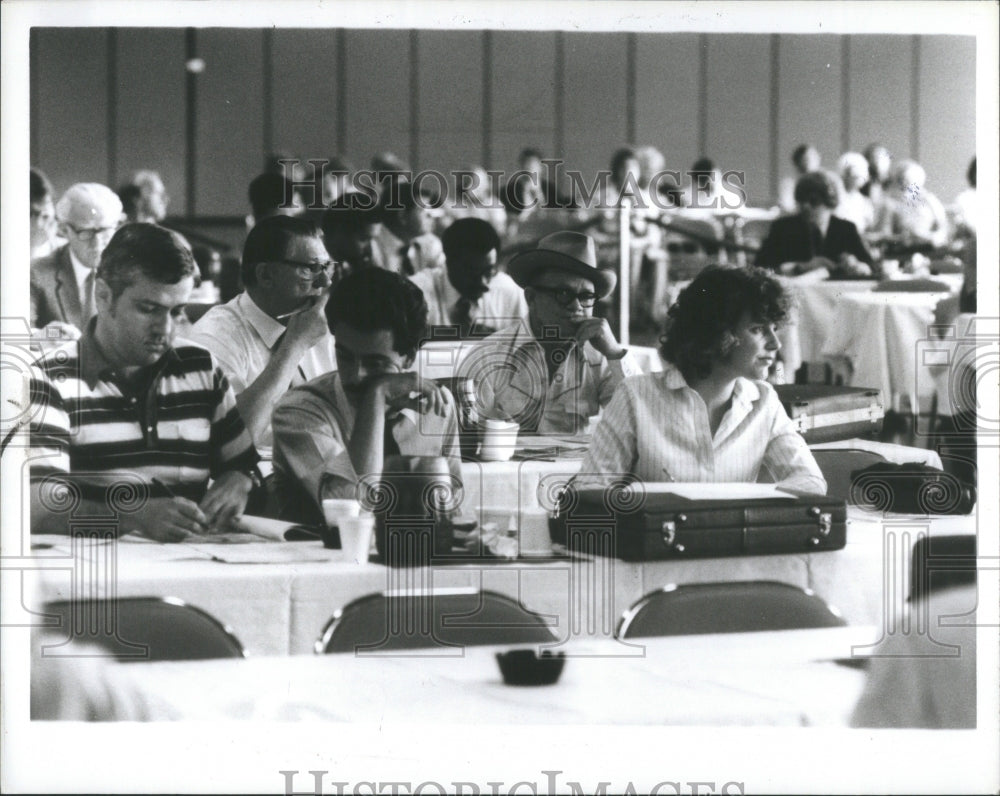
left=531, top=286, right=598, bottom=308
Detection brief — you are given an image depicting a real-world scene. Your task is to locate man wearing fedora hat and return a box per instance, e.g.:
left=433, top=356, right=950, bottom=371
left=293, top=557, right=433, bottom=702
left=461, top=230, right=641, bottom=434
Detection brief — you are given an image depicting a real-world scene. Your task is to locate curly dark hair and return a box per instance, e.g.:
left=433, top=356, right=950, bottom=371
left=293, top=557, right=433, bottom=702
left=326, top=267, right=428, bottom=360
left=660, top=265, right=792, bottom=383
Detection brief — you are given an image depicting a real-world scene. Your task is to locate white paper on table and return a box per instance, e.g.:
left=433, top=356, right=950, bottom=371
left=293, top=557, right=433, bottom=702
left=182, top=542, right=340, bottom=564
left=634, top=483, right=799, bottom=501
left=235, top=515, right=320, bottom=541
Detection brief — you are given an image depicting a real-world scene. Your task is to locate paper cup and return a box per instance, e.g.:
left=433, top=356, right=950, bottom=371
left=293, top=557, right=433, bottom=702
left=322, top=498, right=361, bottom=528
left=480, top=419, right=519, bottom=462
left=338, top=514, right=375, bottom=564
left=518, top=507, right=553, bottom=558
left=881, top=259, right=901, bottom=279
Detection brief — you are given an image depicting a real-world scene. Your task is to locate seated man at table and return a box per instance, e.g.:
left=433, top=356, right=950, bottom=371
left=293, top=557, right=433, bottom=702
left=272, top=268, right=461, bottom=526
left=409, top=217, right=527, bottom=338
left=461, top=231, right=641, bottom=434
left=321, top=195, right=383, bottom=274
left=576, top=265, right=826, bottom=493
left=188, top=216, right=337, bottom=466
left=28, top=223, right=260, bottom=542
left=372, top=180, right=445, bottom=275
left=756, top=171, right=874, bottom=278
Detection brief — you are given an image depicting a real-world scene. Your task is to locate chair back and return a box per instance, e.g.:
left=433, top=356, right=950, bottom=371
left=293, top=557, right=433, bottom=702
left=810, top=448, right=889, bottom=501
left=616, top=581, right=845, bottom=639
left=909, top=534, right=977, bottom=603
left=316, top=588, right=557, bottom=653
left=42, top=596, right=246, bottom=661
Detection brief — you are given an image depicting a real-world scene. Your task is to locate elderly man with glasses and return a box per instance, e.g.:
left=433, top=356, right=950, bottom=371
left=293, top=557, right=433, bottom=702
left=189, top=216, right=337, bottom=473
left=461, top=231, right=640, bottom=434
left=31, top=182, right=123, bottom=339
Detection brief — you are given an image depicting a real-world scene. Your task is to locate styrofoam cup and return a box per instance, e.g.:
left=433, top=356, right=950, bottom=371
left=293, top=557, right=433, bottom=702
left=338, top=514, right=375, bottom=564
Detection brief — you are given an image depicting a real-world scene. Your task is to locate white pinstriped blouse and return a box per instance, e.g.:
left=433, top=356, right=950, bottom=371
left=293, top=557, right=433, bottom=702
left=576, top=364, right=827, bottom=494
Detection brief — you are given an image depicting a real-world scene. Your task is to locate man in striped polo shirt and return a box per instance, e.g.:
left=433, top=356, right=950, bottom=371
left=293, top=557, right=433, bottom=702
left=29, top=223, right=260, bottom=542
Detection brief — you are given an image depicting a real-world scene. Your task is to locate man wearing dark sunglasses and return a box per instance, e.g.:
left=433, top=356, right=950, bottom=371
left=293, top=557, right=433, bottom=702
left=189, top=216, right=337, bottom=476
left=31, top=182, right=124, bottom=338
left=464, top=231, right=640, bottom=434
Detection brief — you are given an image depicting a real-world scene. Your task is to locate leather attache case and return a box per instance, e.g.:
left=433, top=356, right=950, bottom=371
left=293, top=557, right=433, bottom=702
left=775, top=384, right=884, bottom=443
left=550, top=487, right=847, bottom=561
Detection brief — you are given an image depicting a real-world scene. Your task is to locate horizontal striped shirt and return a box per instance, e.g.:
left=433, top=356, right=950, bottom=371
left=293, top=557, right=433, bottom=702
left=28, top=323, right=259, bottom=505
left=576, top=364, right=827, bottom=493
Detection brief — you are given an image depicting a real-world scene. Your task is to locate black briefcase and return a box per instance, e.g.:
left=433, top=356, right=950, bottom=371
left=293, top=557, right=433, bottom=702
left=775, top=384, right=884, bottom=443
left=549, top=487, right=847, bottom=561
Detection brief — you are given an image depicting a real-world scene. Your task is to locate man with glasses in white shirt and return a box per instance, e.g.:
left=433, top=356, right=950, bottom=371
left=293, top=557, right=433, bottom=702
left=31, top=182, right=123, bottom=339
left=189, top=216, right=337, bottom=475
left=463, top=231, right=640, bottom=434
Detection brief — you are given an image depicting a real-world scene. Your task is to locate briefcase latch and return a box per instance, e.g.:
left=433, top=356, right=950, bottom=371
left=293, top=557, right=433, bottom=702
left=661, top=520, right=685, bottom=553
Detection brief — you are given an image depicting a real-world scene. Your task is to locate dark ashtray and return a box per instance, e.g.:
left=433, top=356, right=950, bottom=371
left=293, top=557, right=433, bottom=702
left=495, top=649, right=566, bottom=686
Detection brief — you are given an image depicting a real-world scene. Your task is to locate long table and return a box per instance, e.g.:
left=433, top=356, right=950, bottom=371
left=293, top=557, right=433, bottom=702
left=24, top=501, right=975, bottom=658
left=89, top=627, right=874, bottom=725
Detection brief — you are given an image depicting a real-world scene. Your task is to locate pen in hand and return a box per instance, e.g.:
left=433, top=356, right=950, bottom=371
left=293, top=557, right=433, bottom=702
left=661, top=467, right=676, bottom=483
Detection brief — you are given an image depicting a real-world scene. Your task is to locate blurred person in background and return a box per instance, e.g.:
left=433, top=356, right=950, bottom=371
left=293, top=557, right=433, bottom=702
left=951, top=156, right=977, bottom=239
left=861, top=143, right=893, bottom=213
left=876, top=159, right=949, bottom=249
left=123, top=170, right=170, bottom=223
left=756, top=170, right=873, bottom=278
left=30, top=167, right=59, bottom=261
left=373, top=179, right=445, bottom=275
left=247, top=172, right=304, bottom=230
left=321, top=196, right=384, bottom=274
left=778, top=143, right=822, bottom=213
left=31, top=182, right=123, bottom=337
left=835, top=151, right=875, bottom=234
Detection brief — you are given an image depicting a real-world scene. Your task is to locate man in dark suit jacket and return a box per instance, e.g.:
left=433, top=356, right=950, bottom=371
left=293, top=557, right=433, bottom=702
left=31, top=183, right=123, bottom=334
left=756, top=171, right=874, bottom=277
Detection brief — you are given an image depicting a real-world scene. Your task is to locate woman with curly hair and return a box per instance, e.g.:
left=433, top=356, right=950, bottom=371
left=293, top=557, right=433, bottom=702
left=577, top=265, right=826, bottom=493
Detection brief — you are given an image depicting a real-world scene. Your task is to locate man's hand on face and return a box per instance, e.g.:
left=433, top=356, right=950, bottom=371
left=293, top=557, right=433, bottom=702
left=282, top=291, right=330, bottom=351
left=368, top=372, right=450, bottom=417
left=572, top=317, right=625, bottom=359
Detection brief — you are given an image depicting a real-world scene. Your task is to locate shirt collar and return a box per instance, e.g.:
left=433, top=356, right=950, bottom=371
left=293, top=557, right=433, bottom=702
left=238, top=291, right=288, bottom=349
left=78, top=316, right=180, bottom=390
left=661, top=362, right=762, bottom=404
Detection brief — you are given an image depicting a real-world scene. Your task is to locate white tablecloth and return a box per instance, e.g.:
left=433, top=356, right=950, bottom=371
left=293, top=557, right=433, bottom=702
left=786, top=278, right=876, bottom=364
left=25, top=497, right=973, bottom=657
left=821, top=290, right=951, bottom=413
left=97, top=628, right=873, bottom=725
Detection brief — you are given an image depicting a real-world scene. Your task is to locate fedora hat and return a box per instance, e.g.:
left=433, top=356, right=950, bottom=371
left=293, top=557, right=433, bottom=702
left=508, top=231, right=617, bottom=299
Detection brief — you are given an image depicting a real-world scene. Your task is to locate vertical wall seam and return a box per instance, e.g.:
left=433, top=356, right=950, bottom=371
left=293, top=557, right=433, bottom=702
left=336, top=29, right=347, bottom=154
left=769, top=34, right=780, bottom=202
left=482, top=30, right=493, bottom=168
left=626, top=33, right=638, bottom=144
left=911, top=35, right=921, bottom=161
left=262, top=29, right=273, bottom=164
left=185, top=28, right=198, bottom=217
left=555, top=31, right=565, bottom=158
left=697, top=33, right=708, bottom=157
left=409, top=30, right=420, bottom=169
left=107, top=28, right=118, bottom=189
left=30, top=29, right=39, bottom=164
left=841, top=37, right=851, bottom=153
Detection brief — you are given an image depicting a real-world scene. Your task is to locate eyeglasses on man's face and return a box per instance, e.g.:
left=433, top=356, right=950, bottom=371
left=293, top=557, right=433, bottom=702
left=531, top=285, right=598, bottom=308
left=270, top=259, right=336, bottom=279
left=65, top=222, right=119, bottom=242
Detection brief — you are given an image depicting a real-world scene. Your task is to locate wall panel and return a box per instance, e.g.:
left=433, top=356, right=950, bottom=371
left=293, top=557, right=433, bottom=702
left=194, top=29, right=265, bottom=216
left=775, top=35, right=843, bottom=189
left=31, top=28, right=110, bottom=195
left=342, top=29, right=413, bottom=175
left=563, top=32, right=629, bottom=182
left=705, top=34, right=773, bottom=205
left=847, top=35, right=913, bottom=165
left=918, top=35, right=976, bottom=201
left=415, top=30, right=484, bottom=176
left=490, top=31, right=558, bottom=172
left=635, top=33, right=701, bottom=176
left=271, top=28, right=340, bottom=179
left=115, top=28, right=188, bottom=215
